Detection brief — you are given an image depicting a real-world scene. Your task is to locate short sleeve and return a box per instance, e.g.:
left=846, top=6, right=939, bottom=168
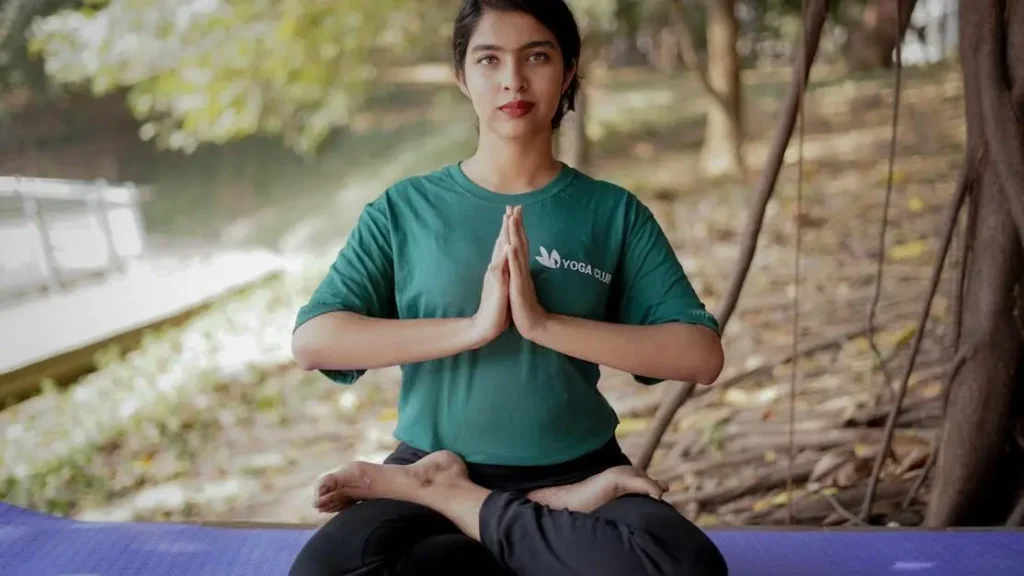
left=294, top=197, right=396, bottom=384
left=610, top=196, right=720, bottom=384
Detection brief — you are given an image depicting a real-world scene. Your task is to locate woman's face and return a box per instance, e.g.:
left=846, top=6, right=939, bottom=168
left=459, top=10, right=575, bottom=141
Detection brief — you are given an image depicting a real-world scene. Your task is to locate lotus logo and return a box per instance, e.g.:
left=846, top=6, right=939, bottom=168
left=534, top=245, right=612, bottom=284
left=536, top=246, right=561, bottom=269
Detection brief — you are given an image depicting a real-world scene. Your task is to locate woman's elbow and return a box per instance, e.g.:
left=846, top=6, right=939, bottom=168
left=291, top=325, right=323, bottom=371
left=683, top=327, right=724, bottom=385
left=696, top=339, right=725, bottom=385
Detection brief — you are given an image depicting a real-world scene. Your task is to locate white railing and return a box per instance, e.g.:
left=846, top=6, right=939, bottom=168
left=0, top=176, right=147, bottom=299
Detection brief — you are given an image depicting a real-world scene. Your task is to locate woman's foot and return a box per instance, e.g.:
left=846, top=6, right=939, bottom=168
left=314, top=450, right=470, bottom=514
left=527, top=466, right=669, bottom=513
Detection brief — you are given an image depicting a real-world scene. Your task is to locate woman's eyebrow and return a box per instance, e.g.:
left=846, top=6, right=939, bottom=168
left=470, top=40, right=557, bottom=53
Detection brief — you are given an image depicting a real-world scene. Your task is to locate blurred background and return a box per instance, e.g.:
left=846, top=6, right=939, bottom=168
left=0, top=0, right=972, bottom=528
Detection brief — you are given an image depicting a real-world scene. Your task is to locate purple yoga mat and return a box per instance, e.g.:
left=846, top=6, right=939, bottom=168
left=2, top=502, right=1022, bottom=575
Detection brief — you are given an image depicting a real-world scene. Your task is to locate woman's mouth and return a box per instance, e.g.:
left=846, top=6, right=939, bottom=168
left=499, top=100, right=535, bottom=118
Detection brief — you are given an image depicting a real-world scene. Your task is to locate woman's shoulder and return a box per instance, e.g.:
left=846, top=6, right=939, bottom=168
left=350, top=166, right=459, bottom=221
left=565, top=168, right=651, bottom=215
left=376, top=165, right=456, bottom=201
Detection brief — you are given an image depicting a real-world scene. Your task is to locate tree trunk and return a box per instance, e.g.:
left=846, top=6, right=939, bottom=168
left=699, top=0, right=743, bottom=177
left=925, top=0, right=1024, bottom=527
left=844, top=0, right=919, bottom=71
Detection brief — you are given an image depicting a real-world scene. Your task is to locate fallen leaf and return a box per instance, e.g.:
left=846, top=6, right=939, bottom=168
left=895, top=448, right=929, bottom=476
left=853, top=443, right=875, bottom=458
left=615, top=417, right=649, bottom=435
left=722, top=388, right=754, bottom=407
left=752, top=496, right=775, bottom=512
left=891, top=435, right=931, bottom=460
left=908, top=196, right=925, bottom=212
left=889, top=240, right=929, bottom=261
left=895, top=326, right=917, bottom=347
left=810, top=450, right=853, bottom=482
left=769, top=491, right=794, bottom=506
left=678, top=406, right=733, bottom=430
left=696, top=513, right=721, bottom=526
left=919, top=381, right=944, bottom=399
left=834, top=458, right=873, bottom=487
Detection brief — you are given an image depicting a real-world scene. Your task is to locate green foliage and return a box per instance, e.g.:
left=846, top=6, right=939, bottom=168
left=0, top=267, right=305, bottom=516
left=0, top=0, right=81, bottom=92
left=23, top=0, right=635, bottom=154
left=27, top=0, right=454, bottom=155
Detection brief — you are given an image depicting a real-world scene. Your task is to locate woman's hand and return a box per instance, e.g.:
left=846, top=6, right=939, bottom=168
left=470, top=210, right=512, bottom=347
left=313, top=467, right=357, bottom=514
left=506, top=205, right=550, bottom=340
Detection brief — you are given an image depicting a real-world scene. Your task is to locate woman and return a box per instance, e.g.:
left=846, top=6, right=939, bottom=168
left=288, top=1, right=728, bottom=574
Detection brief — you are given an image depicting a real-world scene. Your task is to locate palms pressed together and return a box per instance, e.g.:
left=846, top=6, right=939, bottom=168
left=472, top=204, right=549, bottom=343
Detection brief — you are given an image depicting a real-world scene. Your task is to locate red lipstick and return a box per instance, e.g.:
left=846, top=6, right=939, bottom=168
left=499, top=100, right=535, bottom=118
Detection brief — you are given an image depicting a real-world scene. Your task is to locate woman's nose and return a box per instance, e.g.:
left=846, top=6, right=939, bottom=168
left=501, top=61, right=526, bottom=93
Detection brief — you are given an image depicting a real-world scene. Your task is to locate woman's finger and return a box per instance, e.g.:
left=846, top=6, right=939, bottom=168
left=317, top=494, right=346, bottom=511
left=507, top=244, right=519, bottom=280
left=514, top=207, right=529, bottom=269
left=507, top=245, right=524, bottom=297
left=492, top=213, right=510, bottom=262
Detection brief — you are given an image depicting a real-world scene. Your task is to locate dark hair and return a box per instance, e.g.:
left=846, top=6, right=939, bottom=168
left=452, top=0, right=582, bottom=130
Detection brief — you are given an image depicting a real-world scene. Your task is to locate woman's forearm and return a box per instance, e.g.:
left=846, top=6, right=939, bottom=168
left=292, top=312, right=485, bottom=372
left=526, top=315, right=724, bottom=385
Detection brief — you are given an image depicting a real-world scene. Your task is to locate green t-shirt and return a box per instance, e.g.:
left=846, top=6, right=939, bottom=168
left=295, top=162, right=719, bottom=466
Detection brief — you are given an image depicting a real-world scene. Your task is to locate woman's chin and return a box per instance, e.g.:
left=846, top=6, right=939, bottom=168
left=485, top=119, right=550, bottom=141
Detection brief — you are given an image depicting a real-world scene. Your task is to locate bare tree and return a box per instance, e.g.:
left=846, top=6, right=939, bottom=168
left=670, top=0, right=745, bottom=177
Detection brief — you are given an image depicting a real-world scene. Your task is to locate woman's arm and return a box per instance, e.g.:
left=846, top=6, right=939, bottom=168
left=292, top=312, right=488, bottom=372
left=504, top=203, right=723, bottom=385
left=294, top=208, right=514, bottom=374
left=523, top=315, right=724, bottom=385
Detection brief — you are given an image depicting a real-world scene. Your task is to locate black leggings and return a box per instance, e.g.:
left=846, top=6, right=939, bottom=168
left=289, top=438, right=728, bottom=576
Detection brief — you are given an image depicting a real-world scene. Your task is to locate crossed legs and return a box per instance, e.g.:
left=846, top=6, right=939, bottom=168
left=290, top=451, right=728, bottom=575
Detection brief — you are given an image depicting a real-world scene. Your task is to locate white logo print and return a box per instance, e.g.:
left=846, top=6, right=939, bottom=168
left=535, top=245, right=612, bottom=284
left=535, top=246, right=561, bottom=269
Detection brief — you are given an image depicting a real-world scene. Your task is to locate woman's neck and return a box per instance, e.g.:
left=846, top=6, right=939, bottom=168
left=461, top=129, right=563, bottom=194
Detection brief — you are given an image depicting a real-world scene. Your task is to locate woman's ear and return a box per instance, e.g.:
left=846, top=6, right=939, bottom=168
left=456, top=70, right=471, bottom=99
left=561, top=59, right=578, bottom=94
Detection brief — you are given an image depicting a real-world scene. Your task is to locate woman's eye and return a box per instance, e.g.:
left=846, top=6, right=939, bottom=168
left=478, top=55, right=497, bottom=65
left=528, top=52, right=549, bottom=62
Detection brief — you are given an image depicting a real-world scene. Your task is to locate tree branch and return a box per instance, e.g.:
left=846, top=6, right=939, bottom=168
left=713, top=0, right=830, bottom=329
left=635, top=0, right=832, bottom=471
left=868, top=2, right=906, bottom=404
left=977, top=0, right=1024, bottom=248
left=859, top=158, right=973, bottom=521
